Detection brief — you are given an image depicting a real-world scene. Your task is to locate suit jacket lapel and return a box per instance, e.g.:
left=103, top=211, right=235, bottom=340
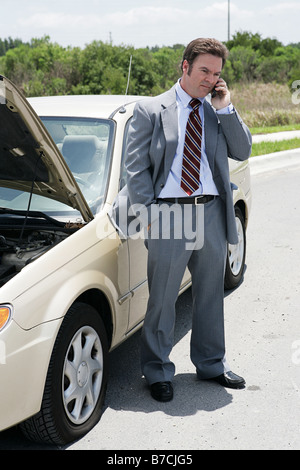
left=203, top=100, right=218, bottom=173
left=159, top=90, right=218, bottom=181
left=160, top=87, right=179, bottom=178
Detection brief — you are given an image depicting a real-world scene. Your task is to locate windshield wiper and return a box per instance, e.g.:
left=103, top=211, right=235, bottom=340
left=0, top=207, right=65, bottom=227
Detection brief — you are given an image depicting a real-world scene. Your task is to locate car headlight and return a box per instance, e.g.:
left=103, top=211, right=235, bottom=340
left=0, top=305, right=12, bottom=331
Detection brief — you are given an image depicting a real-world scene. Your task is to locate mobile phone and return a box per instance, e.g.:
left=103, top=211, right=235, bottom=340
left=211, top=87, right=217, bottom=98
left=211, top=81, right=222, bottom=98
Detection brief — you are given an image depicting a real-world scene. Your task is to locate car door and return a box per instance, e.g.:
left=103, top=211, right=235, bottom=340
left=119, top=118, right=149, bottom=331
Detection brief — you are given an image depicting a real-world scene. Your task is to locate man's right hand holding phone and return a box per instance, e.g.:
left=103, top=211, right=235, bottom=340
left=211, top=78, right=231, bottom=110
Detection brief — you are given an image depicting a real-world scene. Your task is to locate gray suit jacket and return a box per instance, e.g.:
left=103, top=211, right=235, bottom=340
left=111, top=85, right=252, bottom=244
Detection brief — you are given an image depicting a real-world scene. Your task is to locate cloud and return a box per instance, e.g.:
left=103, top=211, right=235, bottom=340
left=263, top=1, right=300, bottom=12
left=18, top=12, right=97, bottom=29
left=104, top=7, right=189, bottom=26
left=102, top=3, right=254, bottom=26
left=17, top=3, right=254, bottom=31
left=12, top=2, right=298, bottom=47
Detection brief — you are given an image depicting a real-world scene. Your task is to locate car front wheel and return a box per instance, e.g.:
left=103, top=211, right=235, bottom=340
left=224, top=206, right=246, bottom=290
left=20, top=302, right=108, bottom=445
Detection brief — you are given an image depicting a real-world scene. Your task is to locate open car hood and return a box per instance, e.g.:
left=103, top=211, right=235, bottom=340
left=0, top=75, right=94, bottom=222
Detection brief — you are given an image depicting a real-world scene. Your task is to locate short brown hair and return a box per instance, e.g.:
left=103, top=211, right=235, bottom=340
left=181, top=38, right=229, bottom=71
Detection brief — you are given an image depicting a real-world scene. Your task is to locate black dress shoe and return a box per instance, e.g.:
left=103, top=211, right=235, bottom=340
left=150, top=381, right=173, bottom=402
left=209, top=371, right=245, bottom=389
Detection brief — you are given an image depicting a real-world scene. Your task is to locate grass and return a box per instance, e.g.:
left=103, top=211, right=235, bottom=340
left=231, top=82, right=300, bottom=129
left=251, top=138, right=300, bottom=157
left=250, top=124, right=300, bottom=135
left=230, top=82, right=300, bottom=155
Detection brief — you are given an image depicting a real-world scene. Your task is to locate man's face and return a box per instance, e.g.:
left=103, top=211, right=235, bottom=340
left=181, top=53, right=223, bottom=98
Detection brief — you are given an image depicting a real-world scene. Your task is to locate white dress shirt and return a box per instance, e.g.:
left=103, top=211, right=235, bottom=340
left=158, top=80, right=233, bottom=199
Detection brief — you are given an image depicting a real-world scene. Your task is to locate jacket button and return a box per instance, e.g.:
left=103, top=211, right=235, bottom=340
left=160, top=183, right=164, bottom=188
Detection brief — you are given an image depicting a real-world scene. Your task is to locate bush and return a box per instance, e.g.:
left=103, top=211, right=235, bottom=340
left=0, top=31, right=300, bottom=128
left=230, top=82, right=300, bottom=128
left=243, top=109, right=300, bottom=128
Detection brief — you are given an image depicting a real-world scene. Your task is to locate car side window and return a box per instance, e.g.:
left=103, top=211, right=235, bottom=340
left=119, top=117, right=132, bottom=190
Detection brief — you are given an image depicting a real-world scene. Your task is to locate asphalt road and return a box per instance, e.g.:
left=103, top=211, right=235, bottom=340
left=1, top=155, right=300, bottom=451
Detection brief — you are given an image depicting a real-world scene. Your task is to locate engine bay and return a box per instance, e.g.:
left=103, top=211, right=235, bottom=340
left=0, top=218, right=79, bottom=287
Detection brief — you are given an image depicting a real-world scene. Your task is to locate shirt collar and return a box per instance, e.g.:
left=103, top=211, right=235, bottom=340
left=175, top=79, right=205, bottom=108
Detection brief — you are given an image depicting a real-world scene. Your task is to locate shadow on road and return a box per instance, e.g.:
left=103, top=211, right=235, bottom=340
left=104, top=287, right=233, bottom=418
left=0, top=285, right=240, bottom=450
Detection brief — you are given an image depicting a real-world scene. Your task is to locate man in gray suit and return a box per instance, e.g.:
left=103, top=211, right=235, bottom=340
left=124, top=38, right=252, bottom=401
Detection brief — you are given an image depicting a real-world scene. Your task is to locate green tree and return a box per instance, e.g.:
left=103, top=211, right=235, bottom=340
left=0, top=32, right=298, bottom=98
left=226, top=46, right=259, bottom=82
left=0, top=37, right=26, bottom=56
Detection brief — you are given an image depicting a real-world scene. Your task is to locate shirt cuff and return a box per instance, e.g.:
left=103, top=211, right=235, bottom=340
left=216, top=103, right=234, bottom=114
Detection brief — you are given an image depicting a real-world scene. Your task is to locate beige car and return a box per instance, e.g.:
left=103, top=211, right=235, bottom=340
left=0, top=76, right=251, bottom=445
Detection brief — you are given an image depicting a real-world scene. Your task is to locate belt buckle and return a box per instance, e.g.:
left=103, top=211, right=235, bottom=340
left=195, top=195, right=205, bottom=205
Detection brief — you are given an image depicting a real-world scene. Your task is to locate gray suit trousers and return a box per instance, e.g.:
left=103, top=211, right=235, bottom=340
left=141, top=197, right=231, bottom=385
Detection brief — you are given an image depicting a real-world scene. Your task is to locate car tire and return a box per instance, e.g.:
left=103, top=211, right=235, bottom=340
left=224, top=206, right=246, bottom=290
left=19, top=302, right=109, bottom=445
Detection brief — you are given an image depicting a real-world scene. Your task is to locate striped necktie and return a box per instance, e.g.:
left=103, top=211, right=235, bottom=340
left=180, top=98, right=202, bottom=195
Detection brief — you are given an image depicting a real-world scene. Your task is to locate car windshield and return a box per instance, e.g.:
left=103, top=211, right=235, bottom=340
left=0, top=117, right=115, bottom=220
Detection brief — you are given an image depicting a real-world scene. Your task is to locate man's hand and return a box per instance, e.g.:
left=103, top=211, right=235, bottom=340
left=211, top=78, right=231, bottom=110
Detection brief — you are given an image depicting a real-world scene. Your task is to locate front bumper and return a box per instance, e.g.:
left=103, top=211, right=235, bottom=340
left=0, top=317, right=61, bottom=432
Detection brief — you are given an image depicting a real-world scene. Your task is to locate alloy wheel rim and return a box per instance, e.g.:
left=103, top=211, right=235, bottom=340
left=62, top=326, right=103, bottom=425
left=228, top=217, right=244, bottom=276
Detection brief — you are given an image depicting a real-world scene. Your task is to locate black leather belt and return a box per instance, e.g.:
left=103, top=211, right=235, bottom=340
left=158, top=195, right=216, bottom=205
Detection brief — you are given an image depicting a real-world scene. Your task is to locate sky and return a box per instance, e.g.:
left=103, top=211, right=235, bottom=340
left=1, top=0, right=299, bottom=49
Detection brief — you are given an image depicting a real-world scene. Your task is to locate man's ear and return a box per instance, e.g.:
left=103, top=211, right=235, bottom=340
left=182, top=59, right=189, bottom=75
